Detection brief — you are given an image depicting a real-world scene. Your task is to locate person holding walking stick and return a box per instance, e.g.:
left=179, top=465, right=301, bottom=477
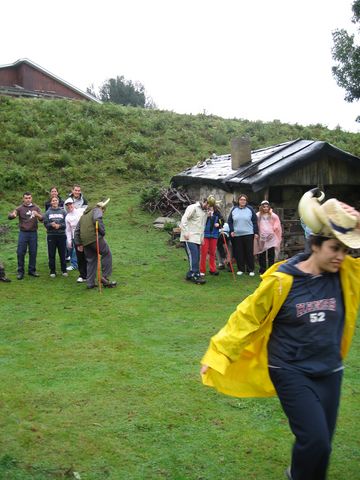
left=201, top=189, right=360, bottom=480
left=74, top=198, right=117, bottom=289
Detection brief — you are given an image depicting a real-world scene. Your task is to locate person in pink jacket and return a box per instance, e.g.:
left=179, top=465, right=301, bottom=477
left=254, top=200, right=282, bottom=273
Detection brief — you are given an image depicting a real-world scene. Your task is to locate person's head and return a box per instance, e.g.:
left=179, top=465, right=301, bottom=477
left=201, top=198, right=209, bottom=210
left=50, top=186, right=59, bottom=197
left=237, top=194, right=248, bottom=208
left=259, top=200, right=270, bottom=214
left=64, top=198, right=74, bottom=212
left=50, top=196, right=59, bottom=209
left=72, top=184, right=82, bottom=199
left=23, top=192, right=32, bottom=206
left=309, top=235, right=349, bottom=273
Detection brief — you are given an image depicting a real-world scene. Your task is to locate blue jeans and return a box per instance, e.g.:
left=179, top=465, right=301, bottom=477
left=17, top=231, right=38, bottom=274
left=70, top=240, right=78, bottom=269
left=184, top=241, right=201, bottom=278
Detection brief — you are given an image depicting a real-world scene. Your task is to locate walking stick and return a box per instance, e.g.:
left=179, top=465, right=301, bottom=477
left=95, top=220, right=102, bottom=293
left=222, top=232, right=236, bottom=281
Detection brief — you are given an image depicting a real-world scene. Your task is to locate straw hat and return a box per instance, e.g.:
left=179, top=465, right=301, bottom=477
left=298, top=189, right=360, bottom=249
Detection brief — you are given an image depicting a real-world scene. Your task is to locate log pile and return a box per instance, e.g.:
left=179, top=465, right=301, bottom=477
left=143, top=187, right=193, bottom=216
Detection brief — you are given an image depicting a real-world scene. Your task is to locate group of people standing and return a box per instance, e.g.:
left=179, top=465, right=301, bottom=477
left=180, top=193, right=282, bottom=284
left=5, top=184, right=116, bottom=289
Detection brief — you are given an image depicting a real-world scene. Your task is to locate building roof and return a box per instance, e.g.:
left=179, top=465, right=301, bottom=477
left=0, top=58, right=101, bottom=103
left=171, top=139, right=360, bottom=192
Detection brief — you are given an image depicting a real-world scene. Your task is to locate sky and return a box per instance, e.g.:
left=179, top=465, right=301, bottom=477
left=1, top=0, right=359, bottom=132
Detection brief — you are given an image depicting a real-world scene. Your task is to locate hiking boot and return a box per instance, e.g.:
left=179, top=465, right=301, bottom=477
left=101, top=277, right=117, bottom=288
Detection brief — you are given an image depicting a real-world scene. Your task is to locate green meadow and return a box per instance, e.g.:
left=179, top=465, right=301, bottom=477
left=0, top=98, right=359, bottom=479
left=1, top=181, right=359, bottom=480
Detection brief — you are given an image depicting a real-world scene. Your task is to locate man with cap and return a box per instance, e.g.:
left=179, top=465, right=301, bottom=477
left=64, top=197, right=87, bottom=281
left=180, top=197, right=210, bottom=284
left=74, top=198, right=116, bottom=289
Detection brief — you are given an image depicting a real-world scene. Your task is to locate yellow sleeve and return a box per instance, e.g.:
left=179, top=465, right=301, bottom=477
left=201, top=276, right=277, bottom=374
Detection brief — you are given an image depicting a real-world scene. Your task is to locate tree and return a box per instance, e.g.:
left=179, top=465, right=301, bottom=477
left=332, top=0, right=360, bottom=113
left=96, top=76, right=156, bottom=108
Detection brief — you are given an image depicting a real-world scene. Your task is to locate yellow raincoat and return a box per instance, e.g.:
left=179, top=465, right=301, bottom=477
left=201, top=256, right=360, bottom=398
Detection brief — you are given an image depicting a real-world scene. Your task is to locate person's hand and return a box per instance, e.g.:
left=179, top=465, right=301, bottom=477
left=184, top=233, right=190, bottom=241
left=340, top=202, right=360, bottom=228
left=77, top=245, right=84, bottom=252
left=230, top=232, right=235, bottom=238
left=214, top=223, right=219, bottom=228
left=11, top=209, right=17, bottom=217
left=200, top=365, right=209, bottom=375
left=254, top=234, right=259, bottom=239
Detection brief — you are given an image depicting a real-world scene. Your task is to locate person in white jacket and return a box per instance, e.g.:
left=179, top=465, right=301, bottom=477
left=64, top=198, right=87, bottom=282
left=180, top=198, right=209, bottom=284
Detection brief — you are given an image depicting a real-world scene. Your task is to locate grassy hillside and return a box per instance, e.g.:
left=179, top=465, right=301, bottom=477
left=0, top=96, right=359, bottom=202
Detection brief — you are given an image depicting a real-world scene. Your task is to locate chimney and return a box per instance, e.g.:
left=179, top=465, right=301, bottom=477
left=231, top=137, right=251, bottom=170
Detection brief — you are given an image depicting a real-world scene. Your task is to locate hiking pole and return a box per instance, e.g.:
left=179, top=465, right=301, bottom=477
left=222, top=232, right=236, bottom=281
left=95, top=220, right=102, bottom=293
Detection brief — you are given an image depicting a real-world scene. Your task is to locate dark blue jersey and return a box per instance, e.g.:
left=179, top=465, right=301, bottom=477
left=268, top=253, right=345, bottom=376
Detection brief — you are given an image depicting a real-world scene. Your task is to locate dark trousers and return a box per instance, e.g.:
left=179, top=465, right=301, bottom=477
left=269, top=368, right=343, bottom=480
left=17, top=231, right=38, bottom=274
left=47, top=235, right=67, bottom=274
left=184, top=241, right=201, bottom=278
left=231, top=234, right=255, bottom=272
left=84, top=237, right=112, bottom=287
left=75, top=247, right=87, bottom=279
left=258, top=247, right=275, bottom=274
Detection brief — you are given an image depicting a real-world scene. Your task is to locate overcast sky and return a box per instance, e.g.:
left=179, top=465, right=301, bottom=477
left=2, top=0, right=359, bottom=132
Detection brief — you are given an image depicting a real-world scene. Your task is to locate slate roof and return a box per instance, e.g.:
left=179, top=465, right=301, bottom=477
left=171, top=139, right=360, bottom=192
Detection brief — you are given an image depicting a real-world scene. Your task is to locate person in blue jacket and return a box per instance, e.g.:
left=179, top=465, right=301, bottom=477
left=200, top=196, right=224, bottom=276
left=228, top=194, right=258, bottom=276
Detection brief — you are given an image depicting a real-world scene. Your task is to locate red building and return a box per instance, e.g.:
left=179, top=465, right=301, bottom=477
left=0, top=58, right=100, bottom=102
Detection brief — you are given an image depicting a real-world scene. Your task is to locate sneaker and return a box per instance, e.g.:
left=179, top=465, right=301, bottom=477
left=50, top=273, right=56, bottom=278
left=62, top=272, right=68, bottom=277
left=17, top=273, right=24, bottom=280
left=249, top=272, right=255, bottom=277
left=236, top=271, right=243, bottom=276
left=191, top=275, right=206, bottom=285
left=66, top=256, right=71, bottom=262
left=209, top=271, right=219, bottom=276
left=285, top=466, right=292, bottom=480
left=77, top=277, right=85, bottom=283
left=199, top=272, right=206, bottom=277
left=28, top=272, right=40, bottom=277
left=66, top=265, right=76, bottom=271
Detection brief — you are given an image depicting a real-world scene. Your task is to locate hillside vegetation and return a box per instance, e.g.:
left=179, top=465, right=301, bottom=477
left=0, top=96, right=359, bottom=200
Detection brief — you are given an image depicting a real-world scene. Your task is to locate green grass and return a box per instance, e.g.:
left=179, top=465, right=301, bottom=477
left=0, top=180, right=359, bottom=479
